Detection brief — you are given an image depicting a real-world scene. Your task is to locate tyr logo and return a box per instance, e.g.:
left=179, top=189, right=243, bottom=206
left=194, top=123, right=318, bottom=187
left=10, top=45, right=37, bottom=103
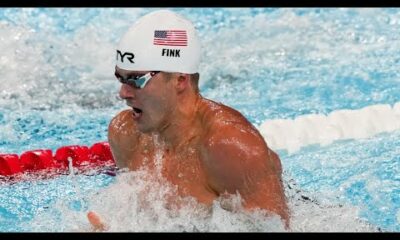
left=116, top=50, right=135, bottom=63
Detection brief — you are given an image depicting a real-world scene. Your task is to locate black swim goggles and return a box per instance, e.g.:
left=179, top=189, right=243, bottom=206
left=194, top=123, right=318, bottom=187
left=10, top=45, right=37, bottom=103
left=115, top=71, right=161, bottom=89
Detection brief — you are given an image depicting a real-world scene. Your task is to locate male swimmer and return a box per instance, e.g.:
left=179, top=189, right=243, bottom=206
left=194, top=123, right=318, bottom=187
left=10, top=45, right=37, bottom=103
left=87, top=10, right=289, bottom=231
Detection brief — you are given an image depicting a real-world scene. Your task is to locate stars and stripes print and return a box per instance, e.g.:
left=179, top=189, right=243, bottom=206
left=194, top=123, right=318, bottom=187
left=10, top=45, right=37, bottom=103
left=153, top=30, right=188, bottom=46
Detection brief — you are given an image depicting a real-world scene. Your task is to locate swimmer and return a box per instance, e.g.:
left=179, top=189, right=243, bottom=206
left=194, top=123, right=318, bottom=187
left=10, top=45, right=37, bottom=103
left=87, top=10, right=289, bottom=231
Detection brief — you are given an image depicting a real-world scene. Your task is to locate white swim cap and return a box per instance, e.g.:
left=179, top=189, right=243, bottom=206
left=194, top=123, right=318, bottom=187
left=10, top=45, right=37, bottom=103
left=116, top=10, right=201, bottom=74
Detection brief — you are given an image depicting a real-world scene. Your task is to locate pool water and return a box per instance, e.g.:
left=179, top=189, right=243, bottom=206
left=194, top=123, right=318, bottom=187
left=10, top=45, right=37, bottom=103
left=0, top=8, right=399, bottom=232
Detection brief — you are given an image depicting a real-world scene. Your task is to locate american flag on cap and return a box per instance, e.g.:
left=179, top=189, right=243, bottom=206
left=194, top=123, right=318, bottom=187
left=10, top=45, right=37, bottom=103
left=153, top=30, right=188, bottom=46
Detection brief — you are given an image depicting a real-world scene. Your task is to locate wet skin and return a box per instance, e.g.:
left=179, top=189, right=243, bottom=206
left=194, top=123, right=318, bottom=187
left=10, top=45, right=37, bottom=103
left=87, top=68, right=289, bottom=230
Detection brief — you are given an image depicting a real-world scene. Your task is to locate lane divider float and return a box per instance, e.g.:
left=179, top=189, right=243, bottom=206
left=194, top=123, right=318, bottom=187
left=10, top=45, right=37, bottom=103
left=0, top=142, right=115, bottom=178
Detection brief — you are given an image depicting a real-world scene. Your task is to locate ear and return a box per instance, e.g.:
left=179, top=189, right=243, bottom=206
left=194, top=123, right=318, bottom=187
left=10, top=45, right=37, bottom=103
left=175, top=74, right=190, bottom=93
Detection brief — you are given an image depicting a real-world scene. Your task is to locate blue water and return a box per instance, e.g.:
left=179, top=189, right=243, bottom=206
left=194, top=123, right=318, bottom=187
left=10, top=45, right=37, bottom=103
left=0, top=8, right=399, bottom=232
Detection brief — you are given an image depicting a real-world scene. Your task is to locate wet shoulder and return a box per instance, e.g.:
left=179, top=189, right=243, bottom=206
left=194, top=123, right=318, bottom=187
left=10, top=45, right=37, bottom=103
left=198, top=98, right=267, bottom=157
left=108, top=109, right=148, bottom=151
left=108, top=109, right=154, bottom=168
left=199, top=98, right=257, bottom=133
left=108, top=109, right=138, bottom=136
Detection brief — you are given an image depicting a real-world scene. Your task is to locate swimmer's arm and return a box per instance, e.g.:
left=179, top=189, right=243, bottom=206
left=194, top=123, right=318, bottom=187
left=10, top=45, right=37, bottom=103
left=108, top=109, right=141, bottom=169
left=85, top=111, right=134, bottom=231
left=87, top=110, right=145, bottom=231
left=202, top=124, right=289, bottom=226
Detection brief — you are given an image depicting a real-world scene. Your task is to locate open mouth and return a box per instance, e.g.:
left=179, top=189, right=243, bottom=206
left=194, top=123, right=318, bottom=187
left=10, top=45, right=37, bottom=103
left=132, top=107, right=143, bottom=119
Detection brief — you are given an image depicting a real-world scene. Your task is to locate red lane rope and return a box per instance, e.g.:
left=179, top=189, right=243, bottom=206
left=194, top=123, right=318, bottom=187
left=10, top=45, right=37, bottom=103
left=0, top=142, right=115, bottom=178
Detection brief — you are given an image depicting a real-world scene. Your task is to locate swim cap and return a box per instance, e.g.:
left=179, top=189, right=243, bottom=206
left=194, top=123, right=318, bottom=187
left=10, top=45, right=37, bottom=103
left=116, top=10, right=201, bottom=74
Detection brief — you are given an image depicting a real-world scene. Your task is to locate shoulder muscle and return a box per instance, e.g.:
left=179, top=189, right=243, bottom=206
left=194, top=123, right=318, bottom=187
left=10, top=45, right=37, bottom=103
left=108, top=109, right=142, bottom=168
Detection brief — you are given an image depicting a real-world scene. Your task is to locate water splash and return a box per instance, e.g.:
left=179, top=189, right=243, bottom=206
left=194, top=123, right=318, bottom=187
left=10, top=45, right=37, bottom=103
left=26, top=170, right=377, bottom=232
left=68, top=157, right=74, bottom=176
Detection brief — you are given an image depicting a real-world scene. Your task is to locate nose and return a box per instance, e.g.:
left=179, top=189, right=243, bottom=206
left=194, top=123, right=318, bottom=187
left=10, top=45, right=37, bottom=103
left=119, top=83, right=136, bottom=100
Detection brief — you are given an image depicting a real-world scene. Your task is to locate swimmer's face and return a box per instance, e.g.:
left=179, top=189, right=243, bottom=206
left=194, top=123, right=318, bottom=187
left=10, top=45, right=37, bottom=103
left=115, top=66, right=176, bottom=133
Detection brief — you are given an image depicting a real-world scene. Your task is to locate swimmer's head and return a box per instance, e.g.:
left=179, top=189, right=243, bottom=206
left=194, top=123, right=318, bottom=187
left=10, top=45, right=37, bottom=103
left=116, top=10, right=201, bottom=74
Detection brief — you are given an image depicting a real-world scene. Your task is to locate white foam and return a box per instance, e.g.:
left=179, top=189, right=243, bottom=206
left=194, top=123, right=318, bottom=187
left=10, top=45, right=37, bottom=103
left=27, top=170, right=377, bottom=232
left=0, top=14, right=123, bottom=111
left=289, top=199, right=376, bottom=232
left=0, top=21, right=42, bottom=94
left=258, top=102, right=400, bottom=154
